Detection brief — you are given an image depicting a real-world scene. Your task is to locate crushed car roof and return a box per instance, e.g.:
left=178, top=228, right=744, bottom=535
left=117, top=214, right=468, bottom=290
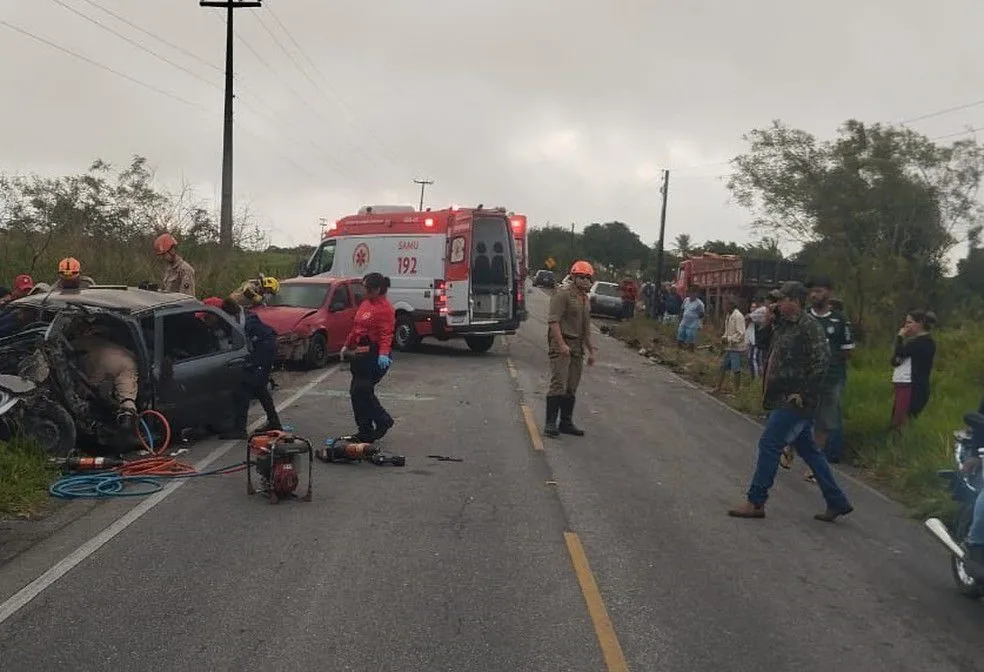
left=11, top=286, right=197, bottom=313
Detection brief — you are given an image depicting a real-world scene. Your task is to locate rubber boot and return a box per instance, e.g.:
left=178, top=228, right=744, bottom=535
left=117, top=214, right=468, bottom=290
left=558, top=395, right=585, bottom=436
left=544, top=396, right=561, bottom=437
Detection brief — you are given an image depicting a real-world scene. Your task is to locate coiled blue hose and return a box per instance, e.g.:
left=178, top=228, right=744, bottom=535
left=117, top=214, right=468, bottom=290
left=48, top=417, right=245, bottom=499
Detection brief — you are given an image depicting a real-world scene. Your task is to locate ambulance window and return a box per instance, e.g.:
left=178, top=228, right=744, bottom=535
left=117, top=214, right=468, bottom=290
left=450, top=236, right=466, bottom=263
left=311, top=240, right=336, bottom=275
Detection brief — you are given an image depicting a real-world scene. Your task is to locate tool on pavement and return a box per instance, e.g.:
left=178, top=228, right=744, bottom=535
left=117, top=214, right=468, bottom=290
left=427, top=455, right=463, bottom=462
left=317, top=437, right=406, bottom=467
left=246, top=430, right=313, bottom=504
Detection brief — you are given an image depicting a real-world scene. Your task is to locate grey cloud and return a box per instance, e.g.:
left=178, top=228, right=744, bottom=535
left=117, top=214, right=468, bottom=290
left=2, top=0, right=984, bottom=249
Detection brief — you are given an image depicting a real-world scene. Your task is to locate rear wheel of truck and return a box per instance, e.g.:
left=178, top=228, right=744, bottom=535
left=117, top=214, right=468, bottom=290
left=464, top=335, right=495, bottom=354
left=393, top=313, right=420, bottom=352
left=305, top=332, right=328, bottom=369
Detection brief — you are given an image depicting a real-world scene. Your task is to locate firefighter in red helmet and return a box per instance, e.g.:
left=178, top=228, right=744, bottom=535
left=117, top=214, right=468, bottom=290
left=154, top=233, right=196, bottom=296
left=544, top=260, right=597, bottom=437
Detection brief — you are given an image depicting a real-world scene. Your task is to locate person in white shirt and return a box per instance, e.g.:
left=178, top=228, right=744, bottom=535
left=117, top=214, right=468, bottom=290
left=713, top=295, right=747, bottom=394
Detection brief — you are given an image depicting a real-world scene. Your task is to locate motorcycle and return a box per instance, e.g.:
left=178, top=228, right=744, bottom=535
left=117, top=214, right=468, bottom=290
left=924, top=410, right=984, bottom=598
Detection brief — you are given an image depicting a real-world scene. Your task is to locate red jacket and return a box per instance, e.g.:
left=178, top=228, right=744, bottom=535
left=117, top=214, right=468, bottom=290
left=344, top=296, right=396, bottom=356
left=620, top=280, right=638, bottom=302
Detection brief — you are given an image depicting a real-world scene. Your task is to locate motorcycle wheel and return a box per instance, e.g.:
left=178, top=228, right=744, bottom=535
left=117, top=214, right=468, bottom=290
left=951, top=506, right=984, bottom=599
left=20, top=399, right=77, bottom=459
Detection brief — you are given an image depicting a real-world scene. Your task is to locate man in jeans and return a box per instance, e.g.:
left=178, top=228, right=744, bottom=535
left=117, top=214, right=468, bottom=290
left=728, top=281, right=854, bottom=522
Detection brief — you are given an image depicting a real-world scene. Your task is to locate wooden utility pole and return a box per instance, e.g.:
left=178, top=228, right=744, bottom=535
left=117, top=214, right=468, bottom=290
left=200, top=0, right=261, bottom=250
left=654, top=169, right=670, bottom=282
left=413, top=179, right=434, bottom=211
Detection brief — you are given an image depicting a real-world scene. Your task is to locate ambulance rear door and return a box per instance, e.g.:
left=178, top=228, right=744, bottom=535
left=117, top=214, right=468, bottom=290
left=444, top=211, right=472, bottom=327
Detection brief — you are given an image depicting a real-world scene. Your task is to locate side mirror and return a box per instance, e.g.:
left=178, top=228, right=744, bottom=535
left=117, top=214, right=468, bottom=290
left=297, top=260, right=310, bottom=277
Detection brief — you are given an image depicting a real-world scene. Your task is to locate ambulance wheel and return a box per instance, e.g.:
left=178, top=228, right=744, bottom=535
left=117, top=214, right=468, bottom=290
left=393, top=313, right=420, bottom=352
left=305, top=332, right=328, bottom=368
left=464, top=335, right=495, bottom=354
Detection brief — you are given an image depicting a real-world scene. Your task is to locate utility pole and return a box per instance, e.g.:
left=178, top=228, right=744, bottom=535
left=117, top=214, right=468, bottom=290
left=413, top=179, right=434, bottom=211
left=570, top=222, right=576, bottom=261
left=654, top=169, right=670, bottom=283
left=200, top=0, right=261, bottom=250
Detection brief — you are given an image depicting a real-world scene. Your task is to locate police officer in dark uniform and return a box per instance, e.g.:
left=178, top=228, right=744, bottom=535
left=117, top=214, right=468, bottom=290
left=220, top=298, right=282, bottom=438
left=544, top=260, right=597, bottom=437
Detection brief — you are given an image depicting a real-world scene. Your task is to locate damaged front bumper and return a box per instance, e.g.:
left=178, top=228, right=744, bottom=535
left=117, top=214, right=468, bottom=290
left=275, top=332, right=309, bottom=363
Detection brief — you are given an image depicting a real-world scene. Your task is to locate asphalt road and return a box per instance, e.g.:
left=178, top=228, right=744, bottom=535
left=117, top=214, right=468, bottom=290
left=0, top=288, right=981, bottom=671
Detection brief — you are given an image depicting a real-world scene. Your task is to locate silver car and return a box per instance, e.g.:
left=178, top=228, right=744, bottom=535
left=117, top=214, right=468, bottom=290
left=588, top=281, right=624, bottom=319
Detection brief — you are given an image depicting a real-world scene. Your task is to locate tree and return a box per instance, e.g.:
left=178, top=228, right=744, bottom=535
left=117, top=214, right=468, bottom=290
left=727, top=119, right=984, bottom=331
left=673, top=233, right=692, bottom=257
left=579, top=221, right=649, bottom=276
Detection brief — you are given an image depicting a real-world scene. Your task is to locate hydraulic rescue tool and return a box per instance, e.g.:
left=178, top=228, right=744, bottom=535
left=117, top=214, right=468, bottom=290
left=317, top=437, right=406, bottom=467
left=246, top=430, right=314, bottom=504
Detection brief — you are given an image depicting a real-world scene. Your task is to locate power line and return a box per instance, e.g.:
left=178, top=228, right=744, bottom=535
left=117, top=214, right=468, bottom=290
left=902, top=99, right=984, bottom=125
left=76, top=0, right=222, bottom=74
left=263, top=3, right=408, bottom=175
left=49, top=0, right=221, bottom=93
left=247, top=9, right=396, bottom=175
left=0, top=18, right=203, bottom=109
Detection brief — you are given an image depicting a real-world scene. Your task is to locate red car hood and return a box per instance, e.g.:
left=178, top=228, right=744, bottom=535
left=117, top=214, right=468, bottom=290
left=252, top=306, right=319, bottom=334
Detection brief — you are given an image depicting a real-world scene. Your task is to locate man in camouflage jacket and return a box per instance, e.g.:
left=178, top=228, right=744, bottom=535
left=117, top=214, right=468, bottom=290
left=728, top=281, right=854, bottom=522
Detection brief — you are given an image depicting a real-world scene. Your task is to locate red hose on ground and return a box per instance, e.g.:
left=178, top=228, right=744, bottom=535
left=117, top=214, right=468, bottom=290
left=116, top=409, right=244, bottom=477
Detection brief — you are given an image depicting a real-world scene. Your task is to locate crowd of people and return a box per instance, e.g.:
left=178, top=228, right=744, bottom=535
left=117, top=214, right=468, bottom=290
left=548, top=261, right=941, bottom=524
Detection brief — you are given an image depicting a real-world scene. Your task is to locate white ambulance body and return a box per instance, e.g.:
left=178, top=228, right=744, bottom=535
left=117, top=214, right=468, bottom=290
left=300, top=205, right=526, bottom=353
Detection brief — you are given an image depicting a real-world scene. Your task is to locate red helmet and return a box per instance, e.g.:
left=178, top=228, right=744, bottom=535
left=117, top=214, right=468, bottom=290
left=13, top=274, right=34, bottom=293
left=58, top=257, right=81, bottom=279
left=202, top=296, right=223, bottom=308
left=154, top=233, right=178, bottom=255
left=569, top=260, right=594, bottom=277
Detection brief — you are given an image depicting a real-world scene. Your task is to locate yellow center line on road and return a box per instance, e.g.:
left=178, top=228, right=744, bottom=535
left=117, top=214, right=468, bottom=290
left=564, top=532, right=631, bottom=672
left=520, top=404, right=545, bottom=451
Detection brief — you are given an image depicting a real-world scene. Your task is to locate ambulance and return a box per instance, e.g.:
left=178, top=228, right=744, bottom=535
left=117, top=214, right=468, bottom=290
left=299, top=204, right=526, bottom=353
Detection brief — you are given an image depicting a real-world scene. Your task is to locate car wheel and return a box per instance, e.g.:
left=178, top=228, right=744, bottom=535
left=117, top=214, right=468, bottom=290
left=304, top=332, right=328, bottom=369
left=393, top=313, right=420, bottom=352
left=21, top=398, right=76, bottom=458
left=464, top=335, right=495, bottom=354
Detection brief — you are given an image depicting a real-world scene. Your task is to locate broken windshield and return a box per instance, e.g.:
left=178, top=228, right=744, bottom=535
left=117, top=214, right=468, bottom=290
left=266, top=284, right=330, bottom=309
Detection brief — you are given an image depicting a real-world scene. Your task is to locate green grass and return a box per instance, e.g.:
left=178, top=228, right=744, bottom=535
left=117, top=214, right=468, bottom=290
left=0, top=436, right=57, bottom=518
left=612, top=317, right=983, bottom=517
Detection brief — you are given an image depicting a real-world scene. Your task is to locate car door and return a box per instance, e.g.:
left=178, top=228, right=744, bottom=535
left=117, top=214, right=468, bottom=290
left=324, top=282, right=357, bottom=352
left=445, top=211, right=472, bottom=327
left=154, top=308, right=247, bottom=430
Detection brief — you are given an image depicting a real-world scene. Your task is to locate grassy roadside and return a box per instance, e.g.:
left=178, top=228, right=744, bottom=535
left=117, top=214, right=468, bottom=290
left=0, top=436, right=57, bottom=518
left=609, top=316, right=983, bottom=518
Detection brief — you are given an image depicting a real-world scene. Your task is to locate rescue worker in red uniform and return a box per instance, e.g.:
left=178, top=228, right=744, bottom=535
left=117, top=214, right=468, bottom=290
left=340, top=273, right=396, bottom=443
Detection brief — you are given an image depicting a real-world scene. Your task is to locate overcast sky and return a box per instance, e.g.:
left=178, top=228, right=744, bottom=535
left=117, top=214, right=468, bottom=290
left=2, top=0, right=984, bottom=252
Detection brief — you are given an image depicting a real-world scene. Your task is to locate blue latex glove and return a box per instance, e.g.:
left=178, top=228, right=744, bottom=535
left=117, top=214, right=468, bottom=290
left=377, top=354, right=392, bottom=370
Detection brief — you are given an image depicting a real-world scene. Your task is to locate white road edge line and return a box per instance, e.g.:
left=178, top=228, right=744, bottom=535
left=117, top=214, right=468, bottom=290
left=0, top=364, right=340, bottom=627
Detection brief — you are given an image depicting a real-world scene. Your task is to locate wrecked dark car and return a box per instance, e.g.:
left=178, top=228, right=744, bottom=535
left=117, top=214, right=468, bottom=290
left=0, top=286, right=251, bottom=456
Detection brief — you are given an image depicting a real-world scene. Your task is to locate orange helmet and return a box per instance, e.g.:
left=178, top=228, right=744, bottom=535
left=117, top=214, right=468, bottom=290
left=570, top=260, right=594, bottom=277
left=154, top=233, right=178, bottom=255
left=58, top=257, right=81, bottom=279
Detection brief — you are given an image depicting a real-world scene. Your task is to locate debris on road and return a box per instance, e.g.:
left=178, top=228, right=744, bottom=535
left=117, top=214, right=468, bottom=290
left=427, top=454, right=463, bottom=462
